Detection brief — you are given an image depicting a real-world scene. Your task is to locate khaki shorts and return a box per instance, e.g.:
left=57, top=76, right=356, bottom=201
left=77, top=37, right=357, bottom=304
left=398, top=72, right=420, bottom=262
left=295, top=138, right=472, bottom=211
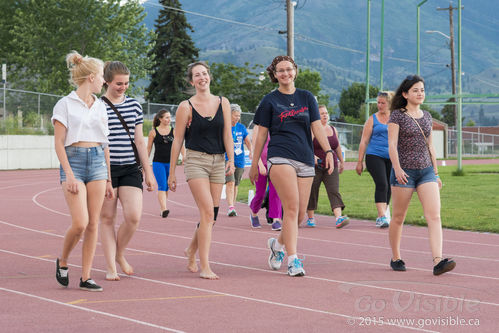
left=225, top=166, right=244, bottom=186
left=184, top=149, right=225, bottom=184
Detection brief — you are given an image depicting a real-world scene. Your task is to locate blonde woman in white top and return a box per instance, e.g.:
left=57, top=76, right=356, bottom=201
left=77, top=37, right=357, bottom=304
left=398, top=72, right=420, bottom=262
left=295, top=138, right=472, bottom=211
left=52, top=51, right=114, bottom=292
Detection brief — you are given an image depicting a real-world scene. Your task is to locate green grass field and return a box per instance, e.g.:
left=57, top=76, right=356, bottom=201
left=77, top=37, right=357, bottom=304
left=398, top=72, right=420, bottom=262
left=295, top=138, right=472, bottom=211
left=237, top=164, right=499, bottom=233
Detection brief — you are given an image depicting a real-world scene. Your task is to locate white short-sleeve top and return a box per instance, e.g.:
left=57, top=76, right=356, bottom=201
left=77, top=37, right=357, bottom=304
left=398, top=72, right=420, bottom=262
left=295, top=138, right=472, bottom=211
left=51, top=91, right=109, bottom=147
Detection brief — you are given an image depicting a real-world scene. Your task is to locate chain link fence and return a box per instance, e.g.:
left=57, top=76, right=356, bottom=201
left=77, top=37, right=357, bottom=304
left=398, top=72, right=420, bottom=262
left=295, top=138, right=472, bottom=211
left=1, top=88, right=498, bottom=157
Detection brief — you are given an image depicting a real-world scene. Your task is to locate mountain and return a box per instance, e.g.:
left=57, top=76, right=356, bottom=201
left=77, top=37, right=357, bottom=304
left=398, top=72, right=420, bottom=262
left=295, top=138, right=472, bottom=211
left=141, top=0, right=499, bottom=123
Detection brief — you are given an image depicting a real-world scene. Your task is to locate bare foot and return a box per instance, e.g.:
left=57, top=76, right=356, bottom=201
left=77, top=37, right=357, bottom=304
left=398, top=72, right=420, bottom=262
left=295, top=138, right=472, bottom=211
left=184, top=248, right=198, bottom=273
left=105, top=272, right=120, bottom=281
left=116, top=256, right=134, bottom=275
left=200, top=269, right=219, bottom=280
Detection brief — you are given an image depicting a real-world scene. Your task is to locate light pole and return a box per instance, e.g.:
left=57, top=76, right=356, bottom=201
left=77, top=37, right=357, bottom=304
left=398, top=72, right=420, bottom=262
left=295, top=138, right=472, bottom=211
left=417, top=0, right=428, bottom=75
left=426, top=30, right=457, bottom=132
left=286, top=0, right=296, bottom=59
left=365, top=0, right=371, bottom=121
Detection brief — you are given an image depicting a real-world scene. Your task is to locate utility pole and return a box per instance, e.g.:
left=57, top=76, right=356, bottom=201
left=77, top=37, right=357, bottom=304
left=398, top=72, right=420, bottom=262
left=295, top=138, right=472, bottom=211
left=437, top=3, right=459, bottom=130
left=286, top=0, right=295, bottom=59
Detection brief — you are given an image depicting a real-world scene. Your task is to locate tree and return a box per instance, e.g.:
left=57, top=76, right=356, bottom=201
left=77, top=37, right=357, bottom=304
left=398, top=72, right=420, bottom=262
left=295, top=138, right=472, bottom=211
left=421, top=104, right=441, bottom=121
left=8, top=0, right=153, bottom=95
left=338, top=82, right=378, bottom=121
left=441, top=98, right=456, bottom=127
left=146, top=0, right=199, bottom=104
left=210, top=62, right=275, bottom=113
left=0, top=1, right=16, bottom=64
left=209, top=63, right=329, bottom=113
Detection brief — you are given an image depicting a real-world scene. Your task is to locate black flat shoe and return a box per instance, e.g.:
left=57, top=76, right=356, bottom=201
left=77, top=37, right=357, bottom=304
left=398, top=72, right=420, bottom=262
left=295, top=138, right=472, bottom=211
left=56, top=258, right=69, bottom=287
left=390, top=259, right=406, bottom=271
left=433, top=258, right=456, bottom=276
left=161, top=210, right=170, bottom=218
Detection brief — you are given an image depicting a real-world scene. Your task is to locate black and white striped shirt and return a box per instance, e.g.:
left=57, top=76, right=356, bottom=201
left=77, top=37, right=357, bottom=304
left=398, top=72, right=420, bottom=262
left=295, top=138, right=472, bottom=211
left=105, top=96, right=144, bottom=165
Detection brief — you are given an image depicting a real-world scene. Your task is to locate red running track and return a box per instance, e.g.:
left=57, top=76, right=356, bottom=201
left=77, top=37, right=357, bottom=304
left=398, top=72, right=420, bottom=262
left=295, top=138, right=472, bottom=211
left=0, top=168, right=498, bottom=332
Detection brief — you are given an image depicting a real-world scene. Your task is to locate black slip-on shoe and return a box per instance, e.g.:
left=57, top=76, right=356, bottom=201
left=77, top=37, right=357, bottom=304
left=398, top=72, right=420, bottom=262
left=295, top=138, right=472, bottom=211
left=390, top=259, right=406, bottom=271
left=161, top=210, right=170, bottom=218
left=79, top=278, right=103, bottom=292
left=56, top=258, right=69, bottom=287
left=433, top=258, right=456, bottom=276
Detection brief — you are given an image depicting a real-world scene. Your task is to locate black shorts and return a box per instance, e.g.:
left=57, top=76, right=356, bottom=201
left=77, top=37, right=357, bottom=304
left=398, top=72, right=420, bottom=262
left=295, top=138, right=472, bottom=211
left=110, top=164, right=143, bottom=190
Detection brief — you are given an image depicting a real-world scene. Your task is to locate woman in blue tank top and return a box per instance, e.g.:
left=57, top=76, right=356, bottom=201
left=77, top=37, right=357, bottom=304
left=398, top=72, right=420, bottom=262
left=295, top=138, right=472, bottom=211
left=356, top=91, right=394, bottom=228
left=168, top=62, right=234, bottom=280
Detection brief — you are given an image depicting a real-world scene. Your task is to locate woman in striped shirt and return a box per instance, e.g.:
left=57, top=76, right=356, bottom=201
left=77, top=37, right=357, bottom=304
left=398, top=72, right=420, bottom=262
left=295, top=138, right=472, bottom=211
left=100, top=61, right=156, bottom=281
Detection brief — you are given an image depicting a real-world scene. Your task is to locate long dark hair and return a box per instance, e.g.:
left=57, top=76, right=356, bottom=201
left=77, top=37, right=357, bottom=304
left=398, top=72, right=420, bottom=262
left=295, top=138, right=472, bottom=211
left=153, top=109, right=170, bottom=127
left=390, top=75, right=425, bottom=112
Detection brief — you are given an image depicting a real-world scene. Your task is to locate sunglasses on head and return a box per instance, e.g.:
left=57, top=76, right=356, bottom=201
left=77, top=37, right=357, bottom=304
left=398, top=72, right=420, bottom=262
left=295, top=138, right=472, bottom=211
left=378, top=91, right=388, bottom=97
left=163, top=135, right=173, bottom=143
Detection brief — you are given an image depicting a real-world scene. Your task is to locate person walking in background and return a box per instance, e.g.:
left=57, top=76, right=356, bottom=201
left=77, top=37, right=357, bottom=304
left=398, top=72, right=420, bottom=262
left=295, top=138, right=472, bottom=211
left=249, top=124, right=282, bottom=231
left=52, top=51, right=113, bottom=292
left=168, top=61, right=234, bottom=280
left=225, top=104, right=252, bottom=217
left=387, top=74, right=456, bottom=275
left=147, top=109, right=184, bottom=218
left=250, top=55, right=334, bottom=277
left=100, top=61, right=156, bottom=281
left=305, top=105, right=348, bottom=229
left=356, top=91, right=394, bottom=228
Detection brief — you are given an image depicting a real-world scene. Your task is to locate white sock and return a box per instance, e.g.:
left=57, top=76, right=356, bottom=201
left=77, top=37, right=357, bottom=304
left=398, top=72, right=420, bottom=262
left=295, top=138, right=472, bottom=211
left=274, top=240, right=284, bottom=252
left=288, top=254, right=297, bottom=266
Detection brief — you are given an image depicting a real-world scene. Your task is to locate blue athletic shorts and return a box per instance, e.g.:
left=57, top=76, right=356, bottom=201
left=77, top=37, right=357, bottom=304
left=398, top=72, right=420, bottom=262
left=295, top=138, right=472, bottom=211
left=153, top=161, right=170, bottom=191
left=390, top=166, right=437, bottom=188
left=59, top=145, right=108, bottom=184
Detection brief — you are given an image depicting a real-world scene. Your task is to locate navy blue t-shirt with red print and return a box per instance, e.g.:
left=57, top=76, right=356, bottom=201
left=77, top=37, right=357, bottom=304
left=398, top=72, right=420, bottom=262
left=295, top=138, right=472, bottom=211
left=253, top=88, right=320, bottom=166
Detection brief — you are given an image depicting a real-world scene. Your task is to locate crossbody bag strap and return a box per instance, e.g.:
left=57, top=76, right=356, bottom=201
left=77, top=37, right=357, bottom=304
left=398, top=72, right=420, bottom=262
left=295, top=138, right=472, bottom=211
left=101, top=96, right=141, bottom=167
left=405, top=111, right=433, bottom=160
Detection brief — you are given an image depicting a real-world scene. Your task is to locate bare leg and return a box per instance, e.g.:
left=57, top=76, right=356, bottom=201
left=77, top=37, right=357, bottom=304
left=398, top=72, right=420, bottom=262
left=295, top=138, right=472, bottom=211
left=226, top=181, right=235, bottom=208
left=100, top=188, right=119, bottom=280
left=389, top=186, right=413, bottom=260
left=416, top=182, right=443, bottom=264
left=185, top=228, right=199, bottom=273
left=333, top=207, right=342, bottom=219
left=187, top=178, right=223, bottom=279
left=158, top=190, right=167, bottom=212
left=60, top=182, right=89, bottom=268
left=115, top=186, right=143, bottom=275
left=376, top=202, right=388, bottom=218
left=81, top=180, right=106, bottom=281
left=269, top=165, right=312, bottom=257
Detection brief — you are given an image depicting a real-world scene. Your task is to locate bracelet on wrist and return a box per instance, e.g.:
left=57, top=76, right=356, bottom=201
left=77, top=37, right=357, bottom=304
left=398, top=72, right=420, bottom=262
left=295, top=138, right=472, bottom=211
left=435, top=175, right=440, bottom=179
left=325, top=149, right=334, bottom=155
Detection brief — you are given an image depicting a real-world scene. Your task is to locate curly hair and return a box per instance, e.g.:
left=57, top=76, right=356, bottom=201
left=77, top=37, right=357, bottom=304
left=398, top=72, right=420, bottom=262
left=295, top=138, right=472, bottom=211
left=390, top=75, right=425, bottom=112
left=266, top=55, right=298, bottom=83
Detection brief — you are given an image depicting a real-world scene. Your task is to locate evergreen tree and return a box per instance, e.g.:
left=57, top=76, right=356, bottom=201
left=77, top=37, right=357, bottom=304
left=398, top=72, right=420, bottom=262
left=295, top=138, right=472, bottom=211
left=441, top=98, right=456, bottom=127
left=147, top=0, right=199, bottom=104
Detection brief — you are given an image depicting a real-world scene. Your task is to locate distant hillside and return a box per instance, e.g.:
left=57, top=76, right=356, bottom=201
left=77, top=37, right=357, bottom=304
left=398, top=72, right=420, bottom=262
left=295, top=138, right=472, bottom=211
left=142, top=0, right=499, bottom=122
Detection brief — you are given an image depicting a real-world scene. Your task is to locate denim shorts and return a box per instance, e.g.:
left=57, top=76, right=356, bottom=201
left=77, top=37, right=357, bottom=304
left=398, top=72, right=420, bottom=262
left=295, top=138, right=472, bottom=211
left=267, top=157, right=315, bottom=178
left=390, top=166, right=437, bottom=188
left=60, top=145, right=108, bottom=184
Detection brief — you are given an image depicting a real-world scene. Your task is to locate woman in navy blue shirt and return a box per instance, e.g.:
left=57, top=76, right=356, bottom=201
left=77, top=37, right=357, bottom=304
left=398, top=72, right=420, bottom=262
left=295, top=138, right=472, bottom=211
left=250, top=55, right=334, bottom=277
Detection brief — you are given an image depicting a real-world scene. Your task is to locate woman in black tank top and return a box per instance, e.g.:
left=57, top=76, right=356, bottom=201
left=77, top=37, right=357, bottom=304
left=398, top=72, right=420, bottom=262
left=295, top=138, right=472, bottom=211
left=147, top=110, right=185, bottom=218
left=168, top=61, right=234, bottom=280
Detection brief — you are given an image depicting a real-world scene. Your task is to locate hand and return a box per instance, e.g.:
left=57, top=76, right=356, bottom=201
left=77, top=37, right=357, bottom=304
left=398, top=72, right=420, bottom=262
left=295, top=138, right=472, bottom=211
left=105, top=181, right=114, bottom=199
left=249, top=165, right=258, bottom=185
left=355, top=161, right=363, bottom=175
left=339, top=161, right=345, bottom=174
left=225, top=160, right=235, bottom=176
left=258, top=163, right=267, bottom=176
left=394, top=168, right=409, bottom=185
left=168, top=173, right=177, bottom=192
left=437, top=177, right=442, bottom=190
left=325, top=153, right=335, bottom=175
left=65, top=174, right=79, bottom=194
left=145, top=173, right=156, bottom=192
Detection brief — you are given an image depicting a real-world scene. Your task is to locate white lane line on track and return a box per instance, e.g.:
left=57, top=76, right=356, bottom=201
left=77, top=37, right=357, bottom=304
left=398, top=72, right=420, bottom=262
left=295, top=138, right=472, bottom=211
left=0, top=181, right=54, bottom=191
left=2, top=222, right=499, bottom=308
left=25, top=188, right=499, bottom=276
left=0, top=287, right=184, bottom=332
left=0, top=249, right=437, bottom=333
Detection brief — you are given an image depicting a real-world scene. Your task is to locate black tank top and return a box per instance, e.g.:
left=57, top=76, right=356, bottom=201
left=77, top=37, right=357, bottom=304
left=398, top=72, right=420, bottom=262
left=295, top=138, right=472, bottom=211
left=185, top=97, right=225, bottom=154
left=153, top=127, right=173, bottom=163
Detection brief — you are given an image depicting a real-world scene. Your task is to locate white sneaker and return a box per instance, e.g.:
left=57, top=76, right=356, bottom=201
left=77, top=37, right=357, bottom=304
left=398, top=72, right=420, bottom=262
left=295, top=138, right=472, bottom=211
left=267, top=238, right=284, bottom=270
left=287, top=258, right=306, bottom=277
